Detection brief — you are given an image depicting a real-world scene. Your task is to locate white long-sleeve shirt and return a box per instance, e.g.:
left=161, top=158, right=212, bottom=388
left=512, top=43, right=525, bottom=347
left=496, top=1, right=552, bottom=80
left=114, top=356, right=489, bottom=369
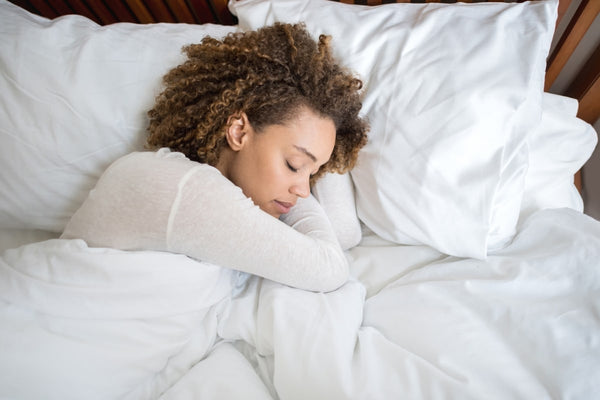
left=61, top=149, right=349, bottom=292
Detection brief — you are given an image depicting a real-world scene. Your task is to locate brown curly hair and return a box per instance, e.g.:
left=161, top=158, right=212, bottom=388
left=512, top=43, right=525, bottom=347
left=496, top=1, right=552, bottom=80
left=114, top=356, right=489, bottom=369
left=146, top=22, right=368, bottom=182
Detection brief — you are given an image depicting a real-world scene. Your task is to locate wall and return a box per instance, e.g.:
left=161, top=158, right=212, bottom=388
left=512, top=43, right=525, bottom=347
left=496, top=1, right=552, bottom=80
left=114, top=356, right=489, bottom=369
left=584, top=119, right=600, bottom=220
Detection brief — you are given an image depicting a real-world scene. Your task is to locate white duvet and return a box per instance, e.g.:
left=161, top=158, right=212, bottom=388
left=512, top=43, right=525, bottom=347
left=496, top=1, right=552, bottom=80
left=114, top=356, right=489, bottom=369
left=1, top=208, right=599, bottom=399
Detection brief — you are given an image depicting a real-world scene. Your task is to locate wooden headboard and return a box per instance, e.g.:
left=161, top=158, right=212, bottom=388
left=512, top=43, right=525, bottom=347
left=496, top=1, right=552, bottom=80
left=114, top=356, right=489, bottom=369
left=9, top=0, right=599, bottom=126
left=7, top=0, right=235, bottom=25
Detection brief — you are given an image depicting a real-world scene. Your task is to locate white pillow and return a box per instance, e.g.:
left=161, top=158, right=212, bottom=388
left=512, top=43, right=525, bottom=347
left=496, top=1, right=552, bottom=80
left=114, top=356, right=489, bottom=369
left=518, top=93, right=598, bottom=224
left=231, top=0, right=557, bottom=259
left=0, top=0, right=238, bottom=232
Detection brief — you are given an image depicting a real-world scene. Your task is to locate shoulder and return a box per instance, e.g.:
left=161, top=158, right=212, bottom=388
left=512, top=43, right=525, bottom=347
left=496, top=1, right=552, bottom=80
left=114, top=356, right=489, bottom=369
left=105, top=148, right=223, bottom=182
left=111, top=148, right=199, bottom=171
left=112, top=148, right=247, bottom=199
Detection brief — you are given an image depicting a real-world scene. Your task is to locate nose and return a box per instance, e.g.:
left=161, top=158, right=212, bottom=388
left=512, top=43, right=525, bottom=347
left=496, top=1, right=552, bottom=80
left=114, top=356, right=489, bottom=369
left=290, top=177, right=310, bottom=198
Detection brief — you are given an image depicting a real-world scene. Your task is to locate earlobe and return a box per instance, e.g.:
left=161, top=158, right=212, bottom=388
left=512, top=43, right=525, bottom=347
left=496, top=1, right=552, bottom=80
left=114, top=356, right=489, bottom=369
left=225, top=112, right=250, bottom=151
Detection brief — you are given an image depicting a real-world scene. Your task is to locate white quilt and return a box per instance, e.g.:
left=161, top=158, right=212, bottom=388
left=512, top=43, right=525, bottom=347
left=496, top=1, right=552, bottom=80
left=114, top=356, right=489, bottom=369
left=1, top=208, right=599, bottom=399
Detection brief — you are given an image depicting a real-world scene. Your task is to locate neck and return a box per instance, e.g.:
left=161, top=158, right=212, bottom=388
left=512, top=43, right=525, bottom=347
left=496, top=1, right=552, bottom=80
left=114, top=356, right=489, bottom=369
left=214, top=148, right=232, bottom=180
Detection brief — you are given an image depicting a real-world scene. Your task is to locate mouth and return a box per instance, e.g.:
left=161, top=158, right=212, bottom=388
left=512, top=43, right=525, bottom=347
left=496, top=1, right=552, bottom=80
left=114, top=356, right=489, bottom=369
left=273, top=200, right=294, bottom=215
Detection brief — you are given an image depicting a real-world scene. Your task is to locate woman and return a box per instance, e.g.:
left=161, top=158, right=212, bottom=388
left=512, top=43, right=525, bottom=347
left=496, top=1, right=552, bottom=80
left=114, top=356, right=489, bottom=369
left=61, top=23, right=368, bottom=292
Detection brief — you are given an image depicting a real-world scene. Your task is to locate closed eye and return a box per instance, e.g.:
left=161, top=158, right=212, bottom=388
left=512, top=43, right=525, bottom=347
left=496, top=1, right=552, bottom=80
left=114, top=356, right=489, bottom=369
left=286, top=161, right=298, bottom=173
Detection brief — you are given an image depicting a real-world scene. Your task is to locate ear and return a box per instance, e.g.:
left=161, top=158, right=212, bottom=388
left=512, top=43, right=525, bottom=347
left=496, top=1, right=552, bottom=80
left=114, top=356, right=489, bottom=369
left=225, top=112, right=252, bottom=152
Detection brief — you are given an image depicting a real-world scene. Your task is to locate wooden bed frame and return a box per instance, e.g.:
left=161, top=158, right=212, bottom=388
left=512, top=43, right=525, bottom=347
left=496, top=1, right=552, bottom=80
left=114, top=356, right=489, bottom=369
left=8, top=0, right=600, bottom=191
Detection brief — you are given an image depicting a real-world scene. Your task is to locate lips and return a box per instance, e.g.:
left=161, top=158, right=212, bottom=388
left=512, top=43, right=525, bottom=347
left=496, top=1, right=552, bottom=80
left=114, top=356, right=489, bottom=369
left=274, top=200, right=295, bottom=214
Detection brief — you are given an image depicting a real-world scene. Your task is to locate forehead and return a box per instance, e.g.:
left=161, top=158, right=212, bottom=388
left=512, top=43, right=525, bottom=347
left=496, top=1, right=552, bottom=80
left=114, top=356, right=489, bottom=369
left=271, top=108, right=336, bottom=162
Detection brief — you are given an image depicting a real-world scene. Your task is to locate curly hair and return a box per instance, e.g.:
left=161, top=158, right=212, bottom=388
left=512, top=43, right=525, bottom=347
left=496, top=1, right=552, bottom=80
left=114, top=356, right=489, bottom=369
left=146, top=22, right=368, bottom=182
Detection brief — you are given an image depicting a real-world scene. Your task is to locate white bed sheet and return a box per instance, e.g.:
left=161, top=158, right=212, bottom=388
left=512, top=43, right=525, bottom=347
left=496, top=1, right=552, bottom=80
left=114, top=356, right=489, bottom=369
left=1, top=207, right=599, bottom=400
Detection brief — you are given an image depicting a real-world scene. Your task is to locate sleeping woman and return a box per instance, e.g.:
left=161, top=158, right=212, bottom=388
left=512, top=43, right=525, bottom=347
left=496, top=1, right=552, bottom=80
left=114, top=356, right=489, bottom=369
left=61, top=23, right=368, bottom=292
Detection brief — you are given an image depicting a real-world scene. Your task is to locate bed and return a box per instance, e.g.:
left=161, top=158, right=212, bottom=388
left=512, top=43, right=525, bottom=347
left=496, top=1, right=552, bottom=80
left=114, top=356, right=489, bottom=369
left=1, top=0, right=599, bottom=399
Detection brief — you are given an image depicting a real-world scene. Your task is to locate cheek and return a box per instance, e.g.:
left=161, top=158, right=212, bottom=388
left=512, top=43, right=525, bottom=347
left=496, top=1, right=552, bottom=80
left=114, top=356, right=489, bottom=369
left=262, top=158, right=289, bottom=190
left=245, top=154, right=286, bottom=202
left=240, top=140, right=292, bottom=201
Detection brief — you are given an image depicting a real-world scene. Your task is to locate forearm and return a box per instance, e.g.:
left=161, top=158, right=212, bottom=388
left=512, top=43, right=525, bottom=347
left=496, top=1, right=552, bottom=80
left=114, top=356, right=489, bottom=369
left=311, top=172, right=362, bottom=250
left=169, top=178, right=349, bottom=292
left=154, top=151, right=349, bottom=291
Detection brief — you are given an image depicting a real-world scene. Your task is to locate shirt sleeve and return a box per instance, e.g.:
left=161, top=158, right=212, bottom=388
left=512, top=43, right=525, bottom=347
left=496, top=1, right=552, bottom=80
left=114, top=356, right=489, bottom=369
left=311, top=172, right=362, bottom=250
left=61, top=149, right=349, bottom=292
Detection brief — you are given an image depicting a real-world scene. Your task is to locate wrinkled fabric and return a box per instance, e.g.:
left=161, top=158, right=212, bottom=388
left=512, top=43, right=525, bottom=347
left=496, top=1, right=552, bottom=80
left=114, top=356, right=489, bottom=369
left=1, top=208, right=599, bottom=399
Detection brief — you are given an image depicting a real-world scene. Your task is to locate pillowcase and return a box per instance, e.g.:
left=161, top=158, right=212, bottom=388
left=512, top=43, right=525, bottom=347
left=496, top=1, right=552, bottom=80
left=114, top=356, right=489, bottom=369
left=519, top=93, right=598, bottom=224
left=0, top=0, right=238, bottom=232
left=231, top=0, right=557, bottom=259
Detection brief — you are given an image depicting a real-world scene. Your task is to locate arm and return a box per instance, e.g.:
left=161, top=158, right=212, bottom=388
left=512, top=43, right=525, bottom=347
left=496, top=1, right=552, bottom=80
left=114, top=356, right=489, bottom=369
left=168, top=160, right=349, bottom=292
left=311, top=172, right=362, bottom=250
left=61, top=150, right=349, bottom=292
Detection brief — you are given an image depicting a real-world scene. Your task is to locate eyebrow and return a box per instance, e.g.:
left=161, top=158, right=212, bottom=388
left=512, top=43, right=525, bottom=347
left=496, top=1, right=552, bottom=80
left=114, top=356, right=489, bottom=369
left=294, top=145, right=317, bottom=162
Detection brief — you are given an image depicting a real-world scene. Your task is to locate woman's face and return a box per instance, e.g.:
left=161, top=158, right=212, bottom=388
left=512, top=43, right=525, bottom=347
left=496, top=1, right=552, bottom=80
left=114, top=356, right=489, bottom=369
left=218, top=107, right=336, bottom=218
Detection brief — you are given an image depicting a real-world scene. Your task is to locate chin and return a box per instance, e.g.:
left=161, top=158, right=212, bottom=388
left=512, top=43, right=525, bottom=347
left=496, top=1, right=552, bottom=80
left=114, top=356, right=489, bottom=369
left=271, top=211, right=282, bottom=219
left=259, top=204, right=280, bottom=219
